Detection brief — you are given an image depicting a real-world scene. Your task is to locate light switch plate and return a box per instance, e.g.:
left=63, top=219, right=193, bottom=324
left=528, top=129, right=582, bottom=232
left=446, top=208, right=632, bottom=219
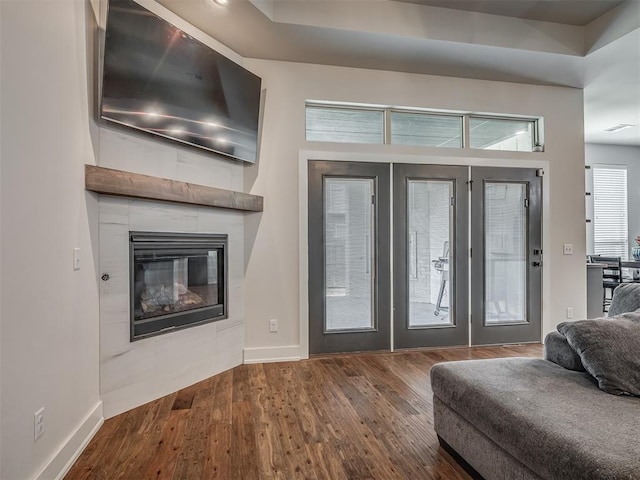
left=563, top=244, right=573, bottom=255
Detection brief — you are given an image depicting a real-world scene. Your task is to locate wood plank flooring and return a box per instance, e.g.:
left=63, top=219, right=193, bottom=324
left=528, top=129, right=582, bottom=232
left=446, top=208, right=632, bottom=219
left=65, top=344, right=542, bottom=480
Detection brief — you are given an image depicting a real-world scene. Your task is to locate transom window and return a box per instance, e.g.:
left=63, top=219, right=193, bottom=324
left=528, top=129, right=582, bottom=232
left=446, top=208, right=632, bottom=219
left=468, top=117, right=536, bottom=152
left=305, top=103, right=541, bottom=153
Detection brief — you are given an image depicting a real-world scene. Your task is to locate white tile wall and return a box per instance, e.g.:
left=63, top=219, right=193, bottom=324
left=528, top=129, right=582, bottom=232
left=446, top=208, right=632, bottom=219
left=176, top=150, right=235, bottom=189
left=128, top=201, right=199, bottom=233
left=97, top=130, right=245, bottom=419
left=99, top=221, right=130, bottom=327
left=98, top=128, right=245, bottom=188
left=99, top=129, right=177, bottom=179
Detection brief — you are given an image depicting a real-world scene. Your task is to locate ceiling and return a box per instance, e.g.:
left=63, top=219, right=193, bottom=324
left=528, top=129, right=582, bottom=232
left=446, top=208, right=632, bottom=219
left=157, top=0, right=640, bottom=146
left=394, top=0, right=625, bottom=26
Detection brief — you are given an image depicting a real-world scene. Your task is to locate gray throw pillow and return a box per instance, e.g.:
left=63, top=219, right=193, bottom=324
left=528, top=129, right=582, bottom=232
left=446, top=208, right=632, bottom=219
left=557, top=312, right=640, bottom=396
left=607, top=283, right=640, bottom=317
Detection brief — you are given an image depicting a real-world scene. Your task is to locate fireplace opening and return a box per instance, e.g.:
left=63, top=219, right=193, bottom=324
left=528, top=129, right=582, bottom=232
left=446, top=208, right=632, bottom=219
left=130, top=232, right=228, bottom=340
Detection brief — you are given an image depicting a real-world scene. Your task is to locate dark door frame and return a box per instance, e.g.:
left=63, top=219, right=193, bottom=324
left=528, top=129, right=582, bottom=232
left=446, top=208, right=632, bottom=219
left=393, top=164, right=470, bottom=349
left=308, top=160, right=391, bottom=354
left=470, top=166, right=543, bottom=346
left=304, top=159, right=546, bottom=355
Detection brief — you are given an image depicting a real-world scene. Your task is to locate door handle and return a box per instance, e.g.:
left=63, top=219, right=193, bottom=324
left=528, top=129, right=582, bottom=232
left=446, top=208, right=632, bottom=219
left=531, top=261, right=542, bottom=267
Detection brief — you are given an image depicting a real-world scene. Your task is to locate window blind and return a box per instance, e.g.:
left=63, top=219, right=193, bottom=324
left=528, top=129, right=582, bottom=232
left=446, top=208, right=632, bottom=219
left=305, top=106, right=384, bottom=144
left=593, top=166, right=628, bottom=259
left=304, top=103, right=540, bottom=153
left=390, top=111, right=462, bottom=148
left=468, top=117, right=535, bottom=152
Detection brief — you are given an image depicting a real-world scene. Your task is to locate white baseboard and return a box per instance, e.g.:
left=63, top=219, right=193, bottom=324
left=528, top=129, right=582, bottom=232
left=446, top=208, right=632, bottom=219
left=243, top=345, right=301, bottom=364
left=34, top=401, right=104, bottom=480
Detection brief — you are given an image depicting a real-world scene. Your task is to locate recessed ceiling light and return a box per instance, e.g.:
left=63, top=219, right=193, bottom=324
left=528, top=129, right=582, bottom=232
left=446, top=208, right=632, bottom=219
left=214, top=0, right=229, bottom=5
left=603, top=124, right=635, bottom=132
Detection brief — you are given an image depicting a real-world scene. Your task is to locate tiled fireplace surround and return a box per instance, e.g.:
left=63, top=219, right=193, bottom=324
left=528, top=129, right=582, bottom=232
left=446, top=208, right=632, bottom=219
left=97, top=129, right=246, bottom=418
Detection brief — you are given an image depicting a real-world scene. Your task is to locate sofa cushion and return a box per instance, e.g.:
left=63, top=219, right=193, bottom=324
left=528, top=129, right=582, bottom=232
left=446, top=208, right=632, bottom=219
left=431, top=358, right=640, bottom=480
left=607, top=282, right=640, bottom=317
left=543, top=331, right=585, bottom=371
left=558, top=312, right=640, bottom=396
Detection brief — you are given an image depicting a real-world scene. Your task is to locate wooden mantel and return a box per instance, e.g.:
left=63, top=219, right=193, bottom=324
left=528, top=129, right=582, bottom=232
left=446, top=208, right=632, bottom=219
left=85, top=165, right=263, bottom=212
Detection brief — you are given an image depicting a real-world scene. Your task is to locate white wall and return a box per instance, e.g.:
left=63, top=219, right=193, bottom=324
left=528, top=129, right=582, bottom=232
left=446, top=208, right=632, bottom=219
left=585, top=143, right=640, bottom=256
left=243, top=60, right=587, bottom=361
left=0, top=1, right=102, bottom=479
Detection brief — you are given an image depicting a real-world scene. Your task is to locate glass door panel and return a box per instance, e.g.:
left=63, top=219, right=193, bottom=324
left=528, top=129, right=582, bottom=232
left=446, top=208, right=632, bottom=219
left=471, top=167, right=542, bottom=346
left=484, top=182, right=528, bottom=325
left=393, top=164, right=469, bottom=349
left=324, top=178, right=375, bottom=332
left=308, top=161, right=391, bottom=354
left=407, top=180, right=454, bottom=327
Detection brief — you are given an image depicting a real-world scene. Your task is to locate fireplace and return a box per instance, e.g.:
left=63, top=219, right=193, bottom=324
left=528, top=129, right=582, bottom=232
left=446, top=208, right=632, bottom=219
left=130, top=232, right=228, bottom=340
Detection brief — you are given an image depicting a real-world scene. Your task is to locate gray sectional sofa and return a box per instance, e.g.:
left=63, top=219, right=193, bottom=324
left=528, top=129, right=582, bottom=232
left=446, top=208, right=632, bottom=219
left=431, top=283, right=640, bottom=480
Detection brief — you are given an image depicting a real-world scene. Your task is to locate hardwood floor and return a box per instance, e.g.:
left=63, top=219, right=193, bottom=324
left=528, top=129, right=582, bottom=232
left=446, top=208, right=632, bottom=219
left=65, top=344, right=542, bottom=480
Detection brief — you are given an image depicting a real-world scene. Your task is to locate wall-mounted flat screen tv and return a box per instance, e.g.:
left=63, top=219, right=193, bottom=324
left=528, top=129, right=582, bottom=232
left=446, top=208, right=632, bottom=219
left=101, top=0, right=261, bottom=163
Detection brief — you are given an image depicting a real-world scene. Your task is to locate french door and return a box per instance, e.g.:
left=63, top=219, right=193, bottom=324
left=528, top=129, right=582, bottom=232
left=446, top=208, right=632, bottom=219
left=308, top=161, right=542, bottom=354
left=470, top=167, right=542, bottom=345
left=393, top=164, right=469, bottom=348
left=308, top=161, right=391, bottom=354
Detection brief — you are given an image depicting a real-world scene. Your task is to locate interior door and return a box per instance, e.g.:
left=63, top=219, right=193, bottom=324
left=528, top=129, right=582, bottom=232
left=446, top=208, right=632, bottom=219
left=471, top=167, right=542, bottom=345
left=308, top=161, right=391, bottom=354
left=393, top=164, right=469, bottom=348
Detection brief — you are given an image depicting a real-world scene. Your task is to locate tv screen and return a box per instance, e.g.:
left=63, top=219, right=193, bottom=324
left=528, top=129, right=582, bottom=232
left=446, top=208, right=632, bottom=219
left=101, top=0, right=261, bottom=163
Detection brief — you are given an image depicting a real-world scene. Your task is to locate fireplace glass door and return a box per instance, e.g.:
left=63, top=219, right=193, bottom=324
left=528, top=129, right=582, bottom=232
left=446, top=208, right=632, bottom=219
left=130, top=232, right=227, bottom=340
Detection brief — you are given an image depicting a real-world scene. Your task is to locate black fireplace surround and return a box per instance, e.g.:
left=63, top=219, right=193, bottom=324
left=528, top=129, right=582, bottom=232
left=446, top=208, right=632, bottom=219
left=130, top=232, right=228, bottom=340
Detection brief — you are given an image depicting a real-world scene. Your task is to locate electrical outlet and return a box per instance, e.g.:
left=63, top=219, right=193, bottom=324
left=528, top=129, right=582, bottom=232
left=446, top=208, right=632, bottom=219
left=563, top=244, right=574, bottom=255
left=566, top=307, right=574, bottom=319
left=73, top=248, right=81, bottom=270
left=34, top=407, right=45, bottom=441
left=269, top=319, right=278, bottom=333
